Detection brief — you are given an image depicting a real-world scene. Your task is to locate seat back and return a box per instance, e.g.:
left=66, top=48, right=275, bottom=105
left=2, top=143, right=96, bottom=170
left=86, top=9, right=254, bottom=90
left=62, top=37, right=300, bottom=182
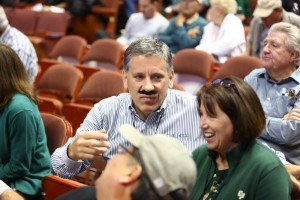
left=62, top=103, right=92, bottom=135
left=10, top=9, right=38, bottom=35
left=173, top=49, right=214, bottom=94
left=36, top=63, right=83, bottom=103
left=77, top=156, right=107, bottom=185
left=35, top=11, right=68, bottom=37
left=4, top=6, right=14, bottom=23
left=82, top=38, right=122, bottom=70
left=38, top=59, right=62, bottom=79
left=76, top=70, right=124, bottom=106
left=38, top=96, right=63, bottom=115
left=35, top=11, right=69, bottom=54
left=49, top=35, right=87, bottom=64
left=41, top=112, right=73, bottom=154
left=75, top=64, right=102, bottom=83
left=212, top=55, right=262, bottom=80
left=91, top=0, right=121, bottom=38
left=101, top=0, right=120, bottom=7
left=42, top=175, right=84, bottom=200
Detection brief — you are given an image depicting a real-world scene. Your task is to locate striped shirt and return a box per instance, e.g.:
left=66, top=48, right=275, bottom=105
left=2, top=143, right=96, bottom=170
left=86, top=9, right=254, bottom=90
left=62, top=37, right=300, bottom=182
left=51, top=89, right=205, bottom=178
left=0, top=25, right=38, bottom=84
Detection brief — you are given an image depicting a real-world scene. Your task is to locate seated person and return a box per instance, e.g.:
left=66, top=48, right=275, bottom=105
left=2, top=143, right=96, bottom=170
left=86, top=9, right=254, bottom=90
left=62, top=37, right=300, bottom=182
left=51, top=37, right=203, bottom=179
left=189, top=76, right=291, bottom=199
left=195, top=0, right=245, bottom=63
left=246, top=0, right=300, bottom=57
left=117, top=0, right=169, bottom=50
left=245, top=22, right=300, bottom=165
left=164, top=0, right=210, bottom=18
left=56, top=125, right=300, bottom=200
left=158, top=0, right=207, bottom=54
left=124, top=0, right=138, bottom=18
left=262, top=142, right=300, bottom=197
left=235, top=0, right=252, bottom=25
left=0, top=44, right=52, bottom=199
left=56, top=124, right=197, bottom=200
left=0, top=6, right=38, bottom=84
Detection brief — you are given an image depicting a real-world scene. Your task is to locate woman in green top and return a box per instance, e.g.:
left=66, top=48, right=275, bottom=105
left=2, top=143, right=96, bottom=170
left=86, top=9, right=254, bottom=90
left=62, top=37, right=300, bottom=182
left=0, top=44, right=52, bottom=200
left=189, top=76, right=291, bottom=200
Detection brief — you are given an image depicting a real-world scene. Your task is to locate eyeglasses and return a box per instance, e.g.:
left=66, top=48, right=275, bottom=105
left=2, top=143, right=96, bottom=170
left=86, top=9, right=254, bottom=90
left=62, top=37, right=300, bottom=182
left=211, top=78, right=241, bottom=97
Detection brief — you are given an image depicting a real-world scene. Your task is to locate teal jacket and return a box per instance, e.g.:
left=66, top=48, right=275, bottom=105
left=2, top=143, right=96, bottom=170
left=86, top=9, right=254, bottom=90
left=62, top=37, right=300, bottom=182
left=157, top=14, right=207, bottom=53
left=0, top=93, right=52, bottom=196
left=189, top=140, right=291, bottom=200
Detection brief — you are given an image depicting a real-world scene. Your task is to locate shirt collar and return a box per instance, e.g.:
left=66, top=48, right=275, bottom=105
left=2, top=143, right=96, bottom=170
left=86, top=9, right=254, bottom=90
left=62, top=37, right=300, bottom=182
left=207, top=140, right=255, bottom=167
left=290, top=66, right=300, bottom=83
left=258, top=67, right=300, bottom=84
left=186, top=13, right=200, bottom=24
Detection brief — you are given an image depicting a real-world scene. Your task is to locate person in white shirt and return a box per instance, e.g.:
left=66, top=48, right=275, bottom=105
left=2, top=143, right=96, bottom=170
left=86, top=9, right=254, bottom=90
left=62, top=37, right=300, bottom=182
left=0, top=6, right=38, bottom=84
left=195, top=0, right=245, bottom=63
left=117, top=0, right=169, bottom=50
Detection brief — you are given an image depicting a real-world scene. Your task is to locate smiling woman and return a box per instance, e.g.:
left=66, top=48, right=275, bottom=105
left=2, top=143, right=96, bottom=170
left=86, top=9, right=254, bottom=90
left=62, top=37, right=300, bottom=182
left=188, top=76, right=291, bottom=200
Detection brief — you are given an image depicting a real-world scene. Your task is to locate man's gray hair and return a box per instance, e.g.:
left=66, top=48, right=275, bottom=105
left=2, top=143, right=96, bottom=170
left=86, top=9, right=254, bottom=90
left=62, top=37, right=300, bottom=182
left=269, top=22, right=300, bottom=63
left=123, top=37, right=173, bottom=74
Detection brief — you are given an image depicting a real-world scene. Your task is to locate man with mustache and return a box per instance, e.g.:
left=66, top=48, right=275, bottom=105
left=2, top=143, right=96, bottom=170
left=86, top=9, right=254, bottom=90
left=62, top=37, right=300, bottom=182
left=51, top=37, right=204, bottom=179
left=51, top=38, right=300, bottom=197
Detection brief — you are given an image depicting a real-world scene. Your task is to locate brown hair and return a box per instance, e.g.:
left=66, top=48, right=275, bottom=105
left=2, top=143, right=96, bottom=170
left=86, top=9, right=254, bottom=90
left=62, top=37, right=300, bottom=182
left=0, top=44, right=37, bottom=110
left=197, top=76, right=265, bottom=143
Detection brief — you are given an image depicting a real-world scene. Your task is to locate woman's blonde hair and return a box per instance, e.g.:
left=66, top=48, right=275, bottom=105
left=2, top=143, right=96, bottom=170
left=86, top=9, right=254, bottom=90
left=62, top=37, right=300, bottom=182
left=210, top=0, right=237, bottom=14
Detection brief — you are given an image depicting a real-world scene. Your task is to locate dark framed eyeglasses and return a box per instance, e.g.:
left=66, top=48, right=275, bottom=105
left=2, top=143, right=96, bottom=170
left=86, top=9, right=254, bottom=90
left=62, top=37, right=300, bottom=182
left=211, top=78, right=241, bottom=97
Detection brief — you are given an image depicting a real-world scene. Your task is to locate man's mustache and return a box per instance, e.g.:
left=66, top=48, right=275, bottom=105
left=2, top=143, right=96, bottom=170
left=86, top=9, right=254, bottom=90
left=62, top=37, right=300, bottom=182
left=139, top=90, right=157, bottom=95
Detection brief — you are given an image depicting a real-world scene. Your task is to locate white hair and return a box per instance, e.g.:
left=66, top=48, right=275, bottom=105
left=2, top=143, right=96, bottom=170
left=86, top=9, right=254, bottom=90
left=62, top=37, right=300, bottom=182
left=210, top=0, right=237, bottom=14
left=0, top=6, right=9, bottom=31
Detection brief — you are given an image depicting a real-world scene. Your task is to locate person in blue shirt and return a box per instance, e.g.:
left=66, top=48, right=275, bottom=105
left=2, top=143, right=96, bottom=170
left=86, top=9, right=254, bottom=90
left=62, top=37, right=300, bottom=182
left=158, top=0, right=207, bottom=53
left=245, top=22, right=300, bottom=165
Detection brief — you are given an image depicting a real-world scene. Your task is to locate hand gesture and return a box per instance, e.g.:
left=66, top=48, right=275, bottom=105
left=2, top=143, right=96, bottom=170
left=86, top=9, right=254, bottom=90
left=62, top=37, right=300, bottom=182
left=176, top=14, right=186, bottom=27
left=67, top=129, right=110, bottom=161
left=187, top=26, right=199, bottom=38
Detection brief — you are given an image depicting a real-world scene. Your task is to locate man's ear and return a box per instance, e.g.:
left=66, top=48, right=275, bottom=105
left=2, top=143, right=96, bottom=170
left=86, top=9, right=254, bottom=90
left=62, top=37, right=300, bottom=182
left=118, top=165, right=142, bottom=184
left=169, top=70, right=174, bottom=88
left=290, top=51, right=300, bottom=63
left=123, top=71, right=128, bottom=91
